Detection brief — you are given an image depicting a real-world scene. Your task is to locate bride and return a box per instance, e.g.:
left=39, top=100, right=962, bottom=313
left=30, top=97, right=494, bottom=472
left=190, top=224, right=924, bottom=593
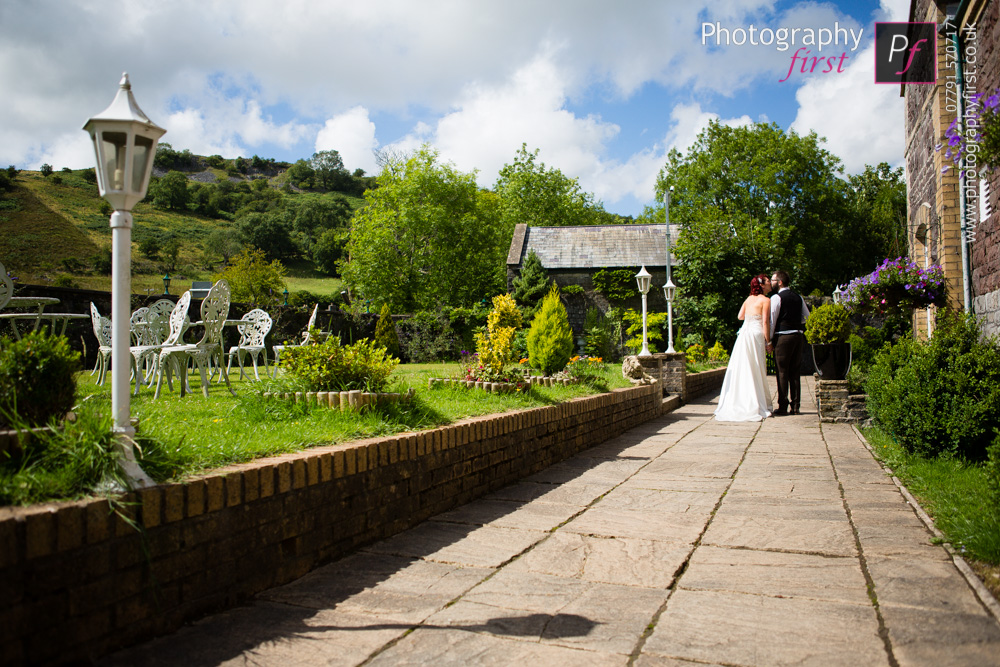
left=714, top=274, right=773, bottom=422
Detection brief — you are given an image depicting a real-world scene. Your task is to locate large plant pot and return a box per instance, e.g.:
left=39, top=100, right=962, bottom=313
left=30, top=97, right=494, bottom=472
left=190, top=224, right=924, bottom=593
left=811, top=342, right=852, bottom=380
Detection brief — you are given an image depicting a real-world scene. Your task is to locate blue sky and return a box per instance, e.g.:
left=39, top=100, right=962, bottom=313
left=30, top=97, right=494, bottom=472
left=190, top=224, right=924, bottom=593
left=0, top=0, right=909, bottom=218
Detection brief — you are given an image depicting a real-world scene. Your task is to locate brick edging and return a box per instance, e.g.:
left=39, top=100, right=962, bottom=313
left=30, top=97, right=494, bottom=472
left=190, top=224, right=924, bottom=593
left=0, top=383, right=663, bottom=665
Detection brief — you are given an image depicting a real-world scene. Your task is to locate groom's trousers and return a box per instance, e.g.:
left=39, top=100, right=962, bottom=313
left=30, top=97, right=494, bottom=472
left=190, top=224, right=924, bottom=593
left=774, top=331, right=804, bottom=412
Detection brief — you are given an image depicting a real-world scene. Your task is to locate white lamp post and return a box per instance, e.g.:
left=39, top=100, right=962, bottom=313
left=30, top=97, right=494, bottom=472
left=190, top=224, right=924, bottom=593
left=635, top=266, right=652, bottom=357
left=832, top=284, right=844, bottom=305
left=662, top=187, right=676, bottom=353
left=83, top=73, right=165, bottom=488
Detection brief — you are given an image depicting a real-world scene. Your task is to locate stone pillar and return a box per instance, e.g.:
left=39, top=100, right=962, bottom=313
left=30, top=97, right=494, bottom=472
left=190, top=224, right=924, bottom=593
left=638, top=352, right=686, bottom=397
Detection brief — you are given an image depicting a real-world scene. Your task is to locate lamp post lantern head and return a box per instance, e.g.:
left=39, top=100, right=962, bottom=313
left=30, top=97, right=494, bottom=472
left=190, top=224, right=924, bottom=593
left=283, top=288, right=289, bottom=305
left=635, top=266, right=652, bottom=296
left=162, top=272, right=171, bottom=295
left=662, top=277, right=676, bottom=303
left=83, top=73, right=166, bottom=212
left=832, top=284, right=844, bottom=304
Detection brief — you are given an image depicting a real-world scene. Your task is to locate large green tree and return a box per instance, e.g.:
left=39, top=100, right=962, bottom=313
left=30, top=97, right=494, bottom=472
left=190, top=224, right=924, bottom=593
left=495, top=144, right=617, bottom=228
left=341, top=146, right=508, bottom=311
left=844, top=162, right=908, bottom=265
left=655, top=121, right=856, bottom=347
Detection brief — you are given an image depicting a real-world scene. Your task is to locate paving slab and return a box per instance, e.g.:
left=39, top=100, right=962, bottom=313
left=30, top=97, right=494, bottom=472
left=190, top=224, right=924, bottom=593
left=431, top=498, right=582, bottom=532
left=100, top=376, right=1000, bottom=666
left=679, top=545, right=870, bottom=605
left=362, top=522, right=548, bottom=568
left=645, top=589, right=888, bottom=666
left=367, top=627, right=627, bottom=666
left=503, top=530, right=692, bottom=588
left=702, top=514, right=858, bottom=557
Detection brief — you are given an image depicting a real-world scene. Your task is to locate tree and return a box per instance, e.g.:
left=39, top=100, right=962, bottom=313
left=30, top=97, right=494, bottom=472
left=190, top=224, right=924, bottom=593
left=527, top=284, right=574, bottom=375
left=40, top=163, right=53, bottom=177
left=204, top=229, right=242, bottom=264
left=238, top=211, right=295, bottom=261
left=655, top=121, right=856, bottom=347
left=151, top=171, right=191, bottom=210
left=341, top=146, right=508, bottom=311
left=311, top=150, right=350, bottom=191
left=845, top=163, right=908, bottom=264
left=511, top=250, right=550, bottom=317
left=313, top=228, right=348, bottom=275
left=214, top=247, right=286, bottom=306
left=495, top=144, right=613, bottom=228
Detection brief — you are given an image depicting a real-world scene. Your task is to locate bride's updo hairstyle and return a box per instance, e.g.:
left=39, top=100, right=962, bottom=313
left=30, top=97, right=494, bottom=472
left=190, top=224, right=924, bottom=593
left=749, top=274, right=768, bottom=296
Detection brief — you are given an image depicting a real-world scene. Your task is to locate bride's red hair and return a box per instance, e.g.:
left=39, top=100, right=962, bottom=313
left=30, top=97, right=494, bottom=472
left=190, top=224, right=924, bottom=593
left=749, top=274, right=768, bottom=296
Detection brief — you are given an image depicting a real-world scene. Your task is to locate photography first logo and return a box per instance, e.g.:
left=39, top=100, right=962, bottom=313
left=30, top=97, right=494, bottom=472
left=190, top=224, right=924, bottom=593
left=701, top=22, right=864, bottom=82
left=874, top=23, right=936, bottom=84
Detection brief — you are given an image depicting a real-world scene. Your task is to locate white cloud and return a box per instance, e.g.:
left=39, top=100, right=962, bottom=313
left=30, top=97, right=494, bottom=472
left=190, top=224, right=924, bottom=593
left=315, top=107, right=379, bottom=175
left=789, top=41, right=904, bottom=174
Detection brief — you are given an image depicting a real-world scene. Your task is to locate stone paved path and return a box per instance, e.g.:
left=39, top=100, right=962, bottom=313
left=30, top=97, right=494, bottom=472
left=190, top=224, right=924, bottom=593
left=103, top=377, right=1000, bottom=666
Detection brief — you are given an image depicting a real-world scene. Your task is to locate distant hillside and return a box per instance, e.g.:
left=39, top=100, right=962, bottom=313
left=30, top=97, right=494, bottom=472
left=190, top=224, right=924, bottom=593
left=0, top=159, right=361, bottom=297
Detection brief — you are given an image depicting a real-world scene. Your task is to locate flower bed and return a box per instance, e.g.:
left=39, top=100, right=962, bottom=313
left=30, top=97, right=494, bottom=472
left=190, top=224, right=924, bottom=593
left=427, top=375, right=573, bottom=394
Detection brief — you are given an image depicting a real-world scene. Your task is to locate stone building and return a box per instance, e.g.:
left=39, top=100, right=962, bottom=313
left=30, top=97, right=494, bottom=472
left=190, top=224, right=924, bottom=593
left=505, top=223, right=679, bottom=339
left=904, top=0, right=1000, bottom=337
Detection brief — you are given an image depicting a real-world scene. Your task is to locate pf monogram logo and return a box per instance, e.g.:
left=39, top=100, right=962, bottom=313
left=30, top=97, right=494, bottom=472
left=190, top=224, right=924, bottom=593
left=875, top=22, right=936, bottom=84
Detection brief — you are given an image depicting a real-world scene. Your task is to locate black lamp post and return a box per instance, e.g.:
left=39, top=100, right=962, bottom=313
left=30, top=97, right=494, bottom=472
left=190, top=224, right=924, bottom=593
left=162, top=271, right=171, bottom=295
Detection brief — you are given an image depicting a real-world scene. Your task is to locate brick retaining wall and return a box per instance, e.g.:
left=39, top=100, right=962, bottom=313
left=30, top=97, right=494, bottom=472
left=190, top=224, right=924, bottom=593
left=0, top=384, right=662, bottom=665
left=684, top=367, right=727, bottom=401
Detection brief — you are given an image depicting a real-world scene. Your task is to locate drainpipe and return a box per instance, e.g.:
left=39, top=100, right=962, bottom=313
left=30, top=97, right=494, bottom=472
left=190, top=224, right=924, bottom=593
left=949, top=1, right=973, bottom=312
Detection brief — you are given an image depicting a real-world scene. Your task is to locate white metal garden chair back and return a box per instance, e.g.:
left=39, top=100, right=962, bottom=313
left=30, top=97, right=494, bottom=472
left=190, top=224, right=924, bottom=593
left=225, top=308, right=273, bottom=381
left=272, top=303, right=320, bottom=378
left=146, top=299, right=176, bottom=344
left=129, top=307, right=152, bottom=346
left=130, top=291, right=191, bottom=395
left=90, top=302, right=113, bottom=385
left=155, top=280, right=235, bottom=398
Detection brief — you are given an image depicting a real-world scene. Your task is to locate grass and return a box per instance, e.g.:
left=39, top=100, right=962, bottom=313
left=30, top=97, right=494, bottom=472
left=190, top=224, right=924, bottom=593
left=0, top=361, right=630, bottom=506
left=862, top=424, right=1000, bottom=598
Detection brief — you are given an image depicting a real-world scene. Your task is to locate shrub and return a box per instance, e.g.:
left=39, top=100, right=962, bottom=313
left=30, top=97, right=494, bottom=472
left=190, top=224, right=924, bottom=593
left=282, top=337, right=398, bottom=392
left=476, top=294, right=523, bottom=375
left=373, top=303, right=401, bottom=359
left=561, top=284, right=585, bottom=296
left=988, top=433, right=1000, bottom=505
left=865, top=313, right=1000, bottom=460
left=707, top=341, right=729, bottom=364
left=805, top=303, right=851, bottom=344
left=583, top=307, right=623, bottom=362
left=527, top=285, right=573, bottom=375
left=53, top=274, right=79, bottom=288
left=561, top=355, right=607, bottom=387
left=685, top=343, right=706, bottom=364
left=397, top=310, right=459, bottom=362
left=0, top=332, right=81, bottom=429
left=622, top=308, right=668, bottom=354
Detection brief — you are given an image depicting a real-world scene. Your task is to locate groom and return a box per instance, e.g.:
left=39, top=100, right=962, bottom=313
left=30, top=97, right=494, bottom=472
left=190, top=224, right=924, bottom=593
left=765, top=270, right=809, bottom=415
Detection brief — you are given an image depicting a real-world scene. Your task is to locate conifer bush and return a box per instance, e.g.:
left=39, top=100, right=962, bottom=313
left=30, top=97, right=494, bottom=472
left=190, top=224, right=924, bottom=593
left=527, top=285, right=574, bottom=375
left=475, top=294, right=522, bottom=375
left=511, top=250, right=550, bottom=317
left=373, top=303, right=401, bottom=359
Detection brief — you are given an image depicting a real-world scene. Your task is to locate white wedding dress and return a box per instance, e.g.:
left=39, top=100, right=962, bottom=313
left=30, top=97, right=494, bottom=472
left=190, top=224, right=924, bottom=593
left=714, top=313, right=773, bottom=422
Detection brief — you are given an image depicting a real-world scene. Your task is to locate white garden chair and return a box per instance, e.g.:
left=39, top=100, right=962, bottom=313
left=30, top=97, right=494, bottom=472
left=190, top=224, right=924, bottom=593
left=271, top=303, right=319, bottom=378
left=225, top=308, right=273, bottom=381
left=89, top=302, right=113, bottom=385
left=130, top=292, right=191, bottom=395
left=155, top=280, right=235, bottom=398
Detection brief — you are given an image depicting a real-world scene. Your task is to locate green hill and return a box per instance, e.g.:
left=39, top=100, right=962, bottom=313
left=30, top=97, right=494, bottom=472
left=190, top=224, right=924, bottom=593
left=0, top=163, right=363, bottom=298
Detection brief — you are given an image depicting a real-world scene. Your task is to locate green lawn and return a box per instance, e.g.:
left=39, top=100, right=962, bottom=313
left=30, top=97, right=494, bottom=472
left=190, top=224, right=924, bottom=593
left=863, top=425, right=1000, bottom=598
left=1, top=362, right=630, bottom=505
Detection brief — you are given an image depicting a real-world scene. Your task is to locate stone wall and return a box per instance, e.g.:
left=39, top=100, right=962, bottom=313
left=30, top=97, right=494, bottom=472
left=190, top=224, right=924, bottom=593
left=0, top=384, right=663, bottom=665
left=817, top=379, right=870, bottom=424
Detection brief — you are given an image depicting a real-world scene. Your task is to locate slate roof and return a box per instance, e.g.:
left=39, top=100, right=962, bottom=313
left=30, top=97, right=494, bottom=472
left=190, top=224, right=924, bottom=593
left=506, top=224, right=679, bottom=269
